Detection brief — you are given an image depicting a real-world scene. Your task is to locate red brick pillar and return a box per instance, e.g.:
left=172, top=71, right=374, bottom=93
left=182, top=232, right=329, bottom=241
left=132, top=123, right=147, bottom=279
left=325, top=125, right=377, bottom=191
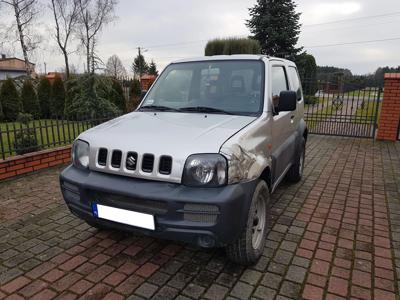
left=376, top=73, right=400, bottom=141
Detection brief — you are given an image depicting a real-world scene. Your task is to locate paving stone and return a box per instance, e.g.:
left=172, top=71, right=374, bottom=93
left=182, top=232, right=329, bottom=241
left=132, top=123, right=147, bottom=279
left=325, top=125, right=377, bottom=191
left=134, top=282, right=158, bottom=298
left=230, top=281, right=254, bottom=299
left=204, top=284, right=229, bottom=300
left=240, top=269, right=262, bottom=285
left=279, top=281, right=302, bottom=298
left=253, top=285, right=276, bottom=299
left=285, top=265, right=307, bottom=284
left=182, top=283, right=205, bottom=299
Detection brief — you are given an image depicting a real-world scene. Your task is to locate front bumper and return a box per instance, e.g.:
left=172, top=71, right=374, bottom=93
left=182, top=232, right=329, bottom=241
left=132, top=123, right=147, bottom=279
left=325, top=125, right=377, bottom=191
left=59, top=165, right=257, bottom=247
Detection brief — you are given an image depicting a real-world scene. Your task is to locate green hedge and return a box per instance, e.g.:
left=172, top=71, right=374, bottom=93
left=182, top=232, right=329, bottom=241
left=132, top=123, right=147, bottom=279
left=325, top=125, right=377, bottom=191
left=205, top=38, right=261, bottom=56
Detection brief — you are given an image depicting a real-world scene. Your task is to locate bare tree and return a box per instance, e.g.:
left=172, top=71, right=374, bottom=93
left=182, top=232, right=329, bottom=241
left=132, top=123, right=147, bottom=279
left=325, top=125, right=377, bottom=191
left=0, top=0, right=41, bottom=75
left=76, top=0, right=117, bottom=74
left=105, top=54, right=126, bottom=78
left=50, top=0, right=79, bottom=79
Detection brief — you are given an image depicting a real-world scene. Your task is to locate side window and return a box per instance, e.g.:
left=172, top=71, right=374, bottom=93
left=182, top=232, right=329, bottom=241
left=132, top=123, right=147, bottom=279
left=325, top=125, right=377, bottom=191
left=288, top=67, right=303, bottom=101
left=271, top=66, right=289, bottom=109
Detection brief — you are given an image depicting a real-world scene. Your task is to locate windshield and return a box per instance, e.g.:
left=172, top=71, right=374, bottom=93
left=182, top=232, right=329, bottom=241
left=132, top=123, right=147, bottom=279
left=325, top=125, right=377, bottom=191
left=141, top=60, right=264, bottom=116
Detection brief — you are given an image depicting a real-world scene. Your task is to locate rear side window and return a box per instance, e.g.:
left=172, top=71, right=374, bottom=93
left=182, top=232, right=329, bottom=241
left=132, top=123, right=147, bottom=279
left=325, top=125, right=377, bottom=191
left=288, top=67, right=303, bottom=101
left=271, top=66, right=289, bottom=108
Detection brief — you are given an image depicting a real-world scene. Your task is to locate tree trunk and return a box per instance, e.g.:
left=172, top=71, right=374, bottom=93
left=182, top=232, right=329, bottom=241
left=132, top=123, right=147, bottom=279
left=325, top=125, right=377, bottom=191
left=63, top=49, right=70, bottom=78
left=13, top=3, right=31, bottom=76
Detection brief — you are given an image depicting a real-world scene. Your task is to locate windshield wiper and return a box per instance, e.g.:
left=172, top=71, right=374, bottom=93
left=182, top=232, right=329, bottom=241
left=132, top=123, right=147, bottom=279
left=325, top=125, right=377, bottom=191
left=139, top=105, right=180, bottom=112
left=179, top=106, right=234, bottom=115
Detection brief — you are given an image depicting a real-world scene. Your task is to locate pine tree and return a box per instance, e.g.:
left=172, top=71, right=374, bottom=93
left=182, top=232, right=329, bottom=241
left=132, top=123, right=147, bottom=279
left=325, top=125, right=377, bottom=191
left=148, top=60, right=159, bottom=76
left=0, top=78, right=22, bottom=121
left=37, top=77, right=52, bottom=118
left=132, top=54, right=149, bottom=77
left=21, top=80, right=40, bottom=118
left=247, top=0, right=302, bottom=59
left=51, top=76, right=66, bottom=118
left=109, top=79, right=126, bottom=113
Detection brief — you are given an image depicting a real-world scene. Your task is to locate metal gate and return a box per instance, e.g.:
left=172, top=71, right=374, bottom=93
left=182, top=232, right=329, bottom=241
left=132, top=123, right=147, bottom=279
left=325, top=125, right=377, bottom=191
left=303, top=80, right=382, bottom=138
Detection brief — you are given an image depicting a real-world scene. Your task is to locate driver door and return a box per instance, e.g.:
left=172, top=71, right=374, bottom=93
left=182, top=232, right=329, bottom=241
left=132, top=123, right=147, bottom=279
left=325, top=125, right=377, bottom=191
left=270, top=64, right=296, bottom=184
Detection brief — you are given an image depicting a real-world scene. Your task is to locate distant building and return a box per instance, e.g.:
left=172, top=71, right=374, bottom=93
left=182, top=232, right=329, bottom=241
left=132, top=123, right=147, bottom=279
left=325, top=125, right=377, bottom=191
left=0, top=54, right=36, bottom=80
left=140, top=74, right=157, bottom=91
left=46, top=72, right=65, bottom=83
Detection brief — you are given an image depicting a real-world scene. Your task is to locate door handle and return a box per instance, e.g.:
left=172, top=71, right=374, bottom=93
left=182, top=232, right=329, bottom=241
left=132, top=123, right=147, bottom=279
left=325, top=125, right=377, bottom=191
left=290, top=115, right=295, bottom=119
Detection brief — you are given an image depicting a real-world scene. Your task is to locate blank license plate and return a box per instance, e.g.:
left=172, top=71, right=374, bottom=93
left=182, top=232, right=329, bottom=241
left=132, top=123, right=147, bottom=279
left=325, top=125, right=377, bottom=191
left=92, top=203, right=155, bottom=230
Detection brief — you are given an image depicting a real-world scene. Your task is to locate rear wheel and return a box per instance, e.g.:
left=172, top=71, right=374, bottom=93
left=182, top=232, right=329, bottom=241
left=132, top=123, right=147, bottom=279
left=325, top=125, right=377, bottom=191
left=225, top=180, right=270, bottom=265
left=286, top=138, right=305, bottom=182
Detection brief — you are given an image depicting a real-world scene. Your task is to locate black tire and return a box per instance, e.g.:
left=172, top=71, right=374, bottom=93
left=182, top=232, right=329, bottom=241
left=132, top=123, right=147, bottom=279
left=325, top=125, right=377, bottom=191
left=286, top=138, right=305, bottom=182
left=225, top=180, right=270, bottom=265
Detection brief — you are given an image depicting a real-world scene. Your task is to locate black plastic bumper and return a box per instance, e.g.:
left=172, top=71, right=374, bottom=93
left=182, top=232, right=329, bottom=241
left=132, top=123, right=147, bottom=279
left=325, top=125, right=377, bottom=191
left=59, top=165, right=258, bottom=247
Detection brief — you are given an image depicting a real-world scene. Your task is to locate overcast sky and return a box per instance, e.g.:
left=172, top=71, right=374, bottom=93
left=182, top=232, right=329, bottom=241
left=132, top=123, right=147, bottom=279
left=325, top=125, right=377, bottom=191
left=1, top=0, right=399, bottom=75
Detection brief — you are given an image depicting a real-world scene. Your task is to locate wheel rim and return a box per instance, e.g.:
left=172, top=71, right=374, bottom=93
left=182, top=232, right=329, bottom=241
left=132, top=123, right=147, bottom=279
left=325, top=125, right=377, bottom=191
left=251, top=193, right=266, bottom=250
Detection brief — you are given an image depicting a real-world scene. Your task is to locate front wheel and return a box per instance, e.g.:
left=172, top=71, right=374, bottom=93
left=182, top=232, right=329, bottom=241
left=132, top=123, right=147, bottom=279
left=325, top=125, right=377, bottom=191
left=225, top=180, right=270, bottom=265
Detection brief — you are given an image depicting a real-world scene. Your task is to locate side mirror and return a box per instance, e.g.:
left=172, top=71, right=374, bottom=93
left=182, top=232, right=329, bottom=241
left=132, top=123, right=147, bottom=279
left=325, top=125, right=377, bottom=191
left=140, top=90, right=148, bottom=101
left=277, top=91, right=297, bottom=112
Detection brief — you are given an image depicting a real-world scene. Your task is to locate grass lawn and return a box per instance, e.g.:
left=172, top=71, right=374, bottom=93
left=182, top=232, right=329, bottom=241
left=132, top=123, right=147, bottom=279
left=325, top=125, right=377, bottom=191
left=305, top=104, right=340, bottom=129
left=354, top=101, right=380, bottom=124
left=0, top=119, right=90, bottom=159
left=345, top=88, right=380, bottom=98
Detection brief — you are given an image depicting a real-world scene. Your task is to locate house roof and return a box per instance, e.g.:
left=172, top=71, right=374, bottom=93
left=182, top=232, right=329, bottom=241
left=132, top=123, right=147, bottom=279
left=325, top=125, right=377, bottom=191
left=0, top=57, right=35, bottom=65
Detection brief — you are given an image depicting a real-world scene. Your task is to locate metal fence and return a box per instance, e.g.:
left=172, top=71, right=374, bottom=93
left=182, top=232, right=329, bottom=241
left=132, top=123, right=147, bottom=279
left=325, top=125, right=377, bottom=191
left=303, top=80, right=383, bottom=138
left=0, top=115, right=116, bottom=160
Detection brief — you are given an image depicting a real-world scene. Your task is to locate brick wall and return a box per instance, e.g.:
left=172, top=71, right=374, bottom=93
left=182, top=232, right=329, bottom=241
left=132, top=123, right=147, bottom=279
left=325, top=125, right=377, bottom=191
left=0, top=146, right=71, bottom=180
left=377, top=73, right=400, bottom=141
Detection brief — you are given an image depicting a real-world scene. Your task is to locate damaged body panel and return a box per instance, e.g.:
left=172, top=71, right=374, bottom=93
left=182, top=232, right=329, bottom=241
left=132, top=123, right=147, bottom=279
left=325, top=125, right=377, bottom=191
left=220, top=113, right=273, bottom=185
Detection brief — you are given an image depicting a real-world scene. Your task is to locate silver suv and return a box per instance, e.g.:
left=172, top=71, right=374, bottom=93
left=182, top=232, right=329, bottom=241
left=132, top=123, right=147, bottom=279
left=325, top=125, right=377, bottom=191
left=60, top=55, right=308, bottom=265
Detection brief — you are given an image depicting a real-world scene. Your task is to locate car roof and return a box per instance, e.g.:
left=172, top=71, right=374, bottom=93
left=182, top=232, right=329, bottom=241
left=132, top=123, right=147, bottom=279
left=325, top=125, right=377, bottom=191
left=171, top=55, right=295, bottom=65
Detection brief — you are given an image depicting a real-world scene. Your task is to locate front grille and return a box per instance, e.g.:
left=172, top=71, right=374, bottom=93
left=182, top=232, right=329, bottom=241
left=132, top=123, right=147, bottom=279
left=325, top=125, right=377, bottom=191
left=98, top=148, right=108, bottom=166
left=159, top=156, right=172, bottom=175
left=111, top=150, right=122, bottom=168
left=183, top=204, right=219, bottom=224
left=96, top=148, right=173, bottom=177
left=142, top=154, right=154, bottom=173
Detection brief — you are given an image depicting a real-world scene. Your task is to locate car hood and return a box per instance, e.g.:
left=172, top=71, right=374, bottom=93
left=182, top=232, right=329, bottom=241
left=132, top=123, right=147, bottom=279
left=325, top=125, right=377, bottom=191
left=79, top=111, right=256, bottom=183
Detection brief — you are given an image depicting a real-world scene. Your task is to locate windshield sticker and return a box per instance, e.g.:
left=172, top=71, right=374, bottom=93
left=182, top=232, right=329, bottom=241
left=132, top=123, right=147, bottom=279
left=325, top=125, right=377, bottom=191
left=146, top=99, right=154, bottom=105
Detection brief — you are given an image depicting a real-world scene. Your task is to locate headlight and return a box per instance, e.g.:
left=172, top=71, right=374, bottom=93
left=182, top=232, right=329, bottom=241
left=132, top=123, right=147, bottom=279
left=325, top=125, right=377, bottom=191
left=182, top=154, right=227, bottom=187
left=72, top=140, right=90, bottom=169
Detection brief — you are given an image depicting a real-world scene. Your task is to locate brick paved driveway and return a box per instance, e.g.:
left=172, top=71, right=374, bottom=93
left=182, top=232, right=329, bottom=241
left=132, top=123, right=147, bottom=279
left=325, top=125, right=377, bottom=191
left=1, top=136, right=399, bottom=300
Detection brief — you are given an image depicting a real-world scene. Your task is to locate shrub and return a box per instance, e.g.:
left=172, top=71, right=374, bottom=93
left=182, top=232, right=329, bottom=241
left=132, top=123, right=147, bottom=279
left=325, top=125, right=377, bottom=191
left=109, top=79, right=126, bottom=113
left=14, top=112, right=41, bottom=155
left=21, top=80, right=40, bottom=118
left=0, top=96, right=4, bottom=121
left=51, top=76, right=66, bottom=118
left=64, top=74, right=120, bottom=119
left=0, top=78, right=22, bottom=121
left=205, top=38, right=261, bottom=56
left=304, top=95, right=319, bottom=105
left=64, top=79, right=78, bottom=118
left=16, top=112, right=33, bottom=124
left=37, top=77, right=52, bottom=118
left=127, top=78, right=141, bottom=111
